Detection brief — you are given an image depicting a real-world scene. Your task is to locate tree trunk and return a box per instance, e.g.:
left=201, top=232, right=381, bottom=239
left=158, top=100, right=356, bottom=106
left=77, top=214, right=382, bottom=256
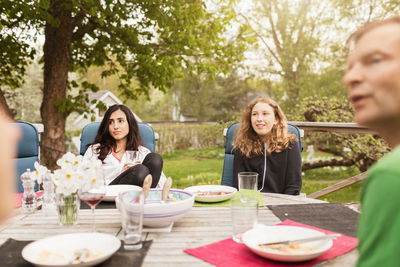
left=0, top=87, right=14, bottom=119
left=41, top=1, right=74, bottom=170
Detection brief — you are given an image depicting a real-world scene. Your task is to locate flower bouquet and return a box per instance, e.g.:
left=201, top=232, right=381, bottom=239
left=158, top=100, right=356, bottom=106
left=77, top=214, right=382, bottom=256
left=50, top=152, right=102, bottom=225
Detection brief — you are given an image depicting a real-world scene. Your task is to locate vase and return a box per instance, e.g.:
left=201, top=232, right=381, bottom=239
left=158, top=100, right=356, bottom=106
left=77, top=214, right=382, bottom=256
left=56, top=192, right=80, bottom=225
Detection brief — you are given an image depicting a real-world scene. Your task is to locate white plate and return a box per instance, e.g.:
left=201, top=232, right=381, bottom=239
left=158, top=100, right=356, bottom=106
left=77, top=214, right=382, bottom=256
left=184, top=185, right=237, bottom=203
left=242, top=225, right=333, bottom=262
left=104, top=184, right=141, bottom=202
left=22, top=233, right=121, bottom=267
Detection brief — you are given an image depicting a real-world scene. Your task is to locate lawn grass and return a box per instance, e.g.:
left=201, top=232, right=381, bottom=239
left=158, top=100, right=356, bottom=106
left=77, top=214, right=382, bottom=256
left=161, top=147, right=362, bottom=203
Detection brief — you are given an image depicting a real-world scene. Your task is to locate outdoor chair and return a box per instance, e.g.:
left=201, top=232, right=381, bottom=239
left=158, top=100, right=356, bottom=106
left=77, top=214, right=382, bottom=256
left=79, top=121, right=156, bottom=155
left=13, top=121, right=40, bottom=193
left=220, top=122, right=303, bottom=187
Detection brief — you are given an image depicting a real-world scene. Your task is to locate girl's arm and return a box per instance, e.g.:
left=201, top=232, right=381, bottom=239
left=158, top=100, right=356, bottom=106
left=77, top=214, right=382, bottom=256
left=233, top=149, right=246, bottom=189
left=283, top=141, right=302, bottom=195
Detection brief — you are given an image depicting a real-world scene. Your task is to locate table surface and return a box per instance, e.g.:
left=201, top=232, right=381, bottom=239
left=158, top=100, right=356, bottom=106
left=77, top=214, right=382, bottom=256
left=0, top=193, right=358, bottom=266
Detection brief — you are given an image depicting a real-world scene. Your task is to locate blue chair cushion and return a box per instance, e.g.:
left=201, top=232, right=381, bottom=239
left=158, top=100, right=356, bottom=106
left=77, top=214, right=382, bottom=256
left=80, top=122, right=156, bottom=155
left=13, top=122, right=40, bottom=193
left=221, top=122, right=302, bottom=187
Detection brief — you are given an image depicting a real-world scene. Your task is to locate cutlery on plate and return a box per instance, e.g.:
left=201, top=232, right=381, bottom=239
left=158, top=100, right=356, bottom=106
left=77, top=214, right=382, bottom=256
left=142, top=174, right=152, bottom=200
left=258, top=234, right=341, bottom=246
left=161, top=177, right=172, bottom=203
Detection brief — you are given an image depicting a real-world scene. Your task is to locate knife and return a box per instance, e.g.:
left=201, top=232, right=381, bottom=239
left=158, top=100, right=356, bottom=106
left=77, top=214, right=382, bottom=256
left=258, top=234, right=340, bottom=246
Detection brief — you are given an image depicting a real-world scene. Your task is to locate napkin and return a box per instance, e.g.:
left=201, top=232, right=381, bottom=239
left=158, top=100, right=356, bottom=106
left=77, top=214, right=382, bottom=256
left=194, top=191, right=264, bottom=207
left=184, top=219, right=358, bottom=267
left=268, top=203, right=359, bottom=237
left=0, top=238, right=152, bottom=267
left=15, top=191, right=43, bottom=208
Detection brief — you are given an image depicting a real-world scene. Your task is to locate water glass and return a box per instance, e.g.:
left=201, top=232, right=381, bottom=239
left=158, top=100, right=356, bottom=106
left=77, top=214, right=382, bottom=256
left=230, top=195, right=258, bottom=243
left=238, top=172, right=258, bottom=201
left=126, top=150, right=140, bottom=164
left=120, top=191, right=144, bottom=250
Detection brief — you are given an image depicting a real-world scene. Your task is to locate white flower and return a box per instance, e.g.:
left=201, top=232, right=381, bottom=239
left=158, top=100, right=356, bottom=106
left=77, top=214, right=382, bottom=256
left=31, top=161, right=48, bottom=184
left=52, top=152, right=104, bottom=196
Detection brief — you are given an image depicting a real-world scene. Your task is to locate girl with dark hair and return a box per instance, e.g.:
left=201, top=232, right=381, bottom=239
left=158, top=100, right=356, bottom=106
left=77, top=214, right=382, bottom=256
left=232, top=97, right=301, bottom=195
left=83, top=104, right=166, bottom=188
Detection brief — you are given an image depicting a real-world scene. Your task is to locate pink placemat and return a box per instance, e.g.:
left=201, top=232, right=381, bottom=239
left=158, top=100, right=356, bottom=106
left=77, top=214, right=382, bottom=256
left=184, top=219, right=358, bottom=267
left=15, top=192, right=43, bottom=208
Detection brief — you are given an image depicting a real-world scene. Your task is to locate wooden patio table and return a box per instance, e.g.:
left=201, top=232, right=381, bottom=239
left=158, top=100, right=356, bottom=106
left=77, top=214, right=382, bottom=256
left=0, top=193, right=358, bottom=266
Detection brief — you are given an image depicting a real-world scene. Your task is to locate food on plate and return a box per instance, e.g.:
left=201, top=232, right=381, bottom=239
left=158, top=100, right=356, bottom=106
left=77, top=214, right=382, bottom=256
left=196, top=191, right=228, bottom=197
left=259, top=243, right=315, bottom=254
left=37, top=248, right=102, bottom=264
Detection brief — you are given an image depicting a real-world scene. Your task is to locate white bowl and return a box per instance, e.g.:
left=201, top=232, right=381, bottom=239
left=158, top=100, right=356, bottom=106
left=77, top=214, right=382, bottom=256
left=242, top=225, right=333, bottom=262
left=184, top=185, right=237, bottom=203
left=117, top=189, right=194, bottom=228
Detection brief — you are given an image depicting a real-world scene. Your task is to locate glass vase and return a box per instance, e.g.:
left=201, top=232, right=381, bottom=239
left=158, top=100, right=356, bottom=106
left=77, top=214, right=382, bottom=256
left=56, top=192, right=80, bottom=225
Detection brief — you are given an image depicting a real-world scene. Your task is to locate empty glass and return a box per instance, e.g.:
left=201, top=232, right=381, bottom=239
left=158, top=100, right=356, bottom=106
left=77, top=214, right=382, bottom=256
left=230, top=195, right=258, bottom=243
left=126, top=150, right=141, bottom=164
left=238, top=172, right=258, bottom=202
left=120, top=191, right=144, bottom=250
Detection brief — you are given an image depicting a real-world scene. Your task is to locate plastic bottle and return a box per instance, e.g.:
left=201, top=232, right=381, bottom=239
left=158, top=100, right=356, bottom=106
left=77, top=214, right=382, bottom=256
left=21, top=169, right=37, bottom=212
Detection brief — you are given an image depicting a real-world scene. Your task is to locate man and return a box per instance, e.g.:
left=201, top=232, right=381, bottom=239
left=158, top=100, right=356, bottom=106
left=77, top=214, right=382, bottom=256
left=343, top=17, right=400, bottom=266
left=0, top=113, right=20, bottom=221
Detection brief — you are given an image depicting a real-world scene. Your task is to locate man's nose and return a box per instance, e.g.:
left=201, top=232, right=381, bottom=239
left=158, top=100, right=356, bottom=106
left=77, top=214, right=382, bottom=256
left=343, top=63, right=363, bottom=89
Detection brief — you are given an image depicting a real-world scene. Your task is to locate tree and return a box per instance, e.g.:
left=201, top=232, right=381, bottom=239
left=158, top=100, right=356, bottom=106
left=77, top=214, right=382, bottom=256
left=295, top=96, right=390, bottom=172
left=1, top=0, right=249, bottom=169
left=171, top=69, right=257, bottom=122
left=236, top=0, right=340, bottom=109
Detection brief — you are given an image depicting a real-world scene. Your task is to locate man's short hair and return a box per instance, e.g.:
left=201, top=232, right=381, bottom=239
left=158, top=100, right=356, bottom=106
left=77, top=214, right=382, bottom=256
left=345, top=16, right=400, bottom=53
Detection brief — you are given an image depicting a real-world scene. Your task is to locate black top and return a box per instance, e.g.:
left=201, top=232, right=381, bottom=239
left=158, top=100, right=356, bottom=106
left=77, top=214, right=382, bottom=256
left=232, top=141, right=302, bottom=195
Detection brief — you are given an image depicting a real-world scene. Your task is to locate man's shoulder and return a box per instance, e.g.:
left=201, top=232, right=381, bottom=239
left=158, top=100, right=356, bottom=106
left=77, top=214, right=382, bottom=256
left=370, top=146, right=400, bottom=174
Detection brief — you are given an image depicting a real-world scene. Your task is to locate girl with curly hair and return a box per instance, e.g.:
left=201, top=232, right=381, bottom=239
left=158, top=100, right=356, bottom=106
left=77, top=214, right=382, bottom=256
left=232, top=97, right=301, bottom=195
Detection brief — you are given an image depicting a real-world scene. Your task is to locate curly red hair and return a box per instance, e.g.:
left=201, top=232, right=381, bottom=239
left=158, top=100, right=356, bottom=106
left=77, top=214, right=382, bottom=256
left=233, top=97, right=296, bottom=157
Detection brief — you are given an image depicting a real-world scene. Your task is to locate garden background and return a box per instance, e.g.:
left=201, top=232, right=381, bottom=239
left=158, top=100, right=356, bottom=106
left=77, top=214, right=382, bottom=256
left=1, top=0, right=395, bottom=202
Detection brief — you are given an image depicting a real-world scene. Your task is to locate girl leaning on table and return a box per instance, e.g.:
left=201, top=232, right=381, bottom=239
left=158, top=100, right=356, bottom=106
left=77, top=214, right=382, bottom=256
left=83, top=104, right=166, bottom=188
left=232, top=96, right=302, bottom=195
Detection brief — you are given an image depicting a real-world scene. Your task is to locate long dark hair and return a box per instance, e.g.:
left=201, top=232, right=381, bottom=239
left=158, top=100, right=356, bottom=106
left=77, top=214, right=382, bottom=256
left=88, top=104, right=143, bottom=162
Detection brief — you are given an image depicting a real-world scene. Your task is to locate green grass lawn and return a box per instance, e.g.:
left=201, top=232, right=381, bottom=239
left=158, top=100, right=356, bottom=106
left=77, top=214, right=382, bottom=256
left=161, top=147, right=362, bottom=203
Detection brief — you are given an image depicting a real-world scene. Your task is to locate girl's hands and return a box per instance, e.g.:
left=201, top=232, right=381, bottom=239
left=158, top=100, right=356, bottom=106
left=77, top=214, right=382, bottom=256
left=121, top=161, right=140, bottom=172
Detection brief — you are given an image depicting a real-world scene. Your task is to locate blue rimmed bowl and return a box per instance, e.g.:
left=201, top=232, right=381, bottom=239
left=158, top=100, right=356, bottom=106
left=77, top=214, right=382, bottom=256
left=118, top=189, right=195, bottom=228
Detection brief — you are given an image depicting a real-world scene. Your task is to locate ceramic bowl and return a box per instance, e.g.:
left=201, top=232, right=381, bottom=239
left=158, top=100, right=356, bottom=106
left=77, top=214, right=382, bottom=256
left=117, top=189, right=194, bottom=228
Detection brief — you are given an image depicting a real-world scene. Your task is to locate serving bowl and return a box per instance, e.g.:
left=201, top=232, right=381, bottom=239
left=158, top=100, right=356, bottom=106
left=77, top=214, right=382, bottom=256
left=104, top=184, right=141, bottom=202
left=117, top=189, right=195, bottom=228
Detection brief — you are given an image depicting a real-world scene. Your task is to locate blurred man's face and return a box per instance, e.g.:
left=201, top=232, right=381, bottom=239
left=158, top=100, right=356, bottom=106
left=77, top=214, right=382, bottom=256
left=343, top=24, right=400, bottom=129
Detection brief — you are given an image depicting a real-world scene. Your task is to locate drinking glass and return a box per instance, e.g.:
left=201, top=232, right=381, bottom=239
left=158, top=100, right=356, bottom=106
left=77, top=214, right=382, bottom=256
left=238, top=172, right=258, bottom=202
left=230, top=195, right=258, bottom=243
left=126, top=150, right=140, bottom=164
left=119, top=191, right=144, bottom=250
left=79, top=169, right=106, bottom=232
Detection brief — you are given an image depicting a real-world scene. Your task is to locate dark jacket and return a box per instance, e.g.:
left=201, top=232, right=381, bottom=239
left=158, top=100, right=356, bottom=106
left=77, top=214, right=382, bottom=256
left=232, top=141, right=302, bottom=195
